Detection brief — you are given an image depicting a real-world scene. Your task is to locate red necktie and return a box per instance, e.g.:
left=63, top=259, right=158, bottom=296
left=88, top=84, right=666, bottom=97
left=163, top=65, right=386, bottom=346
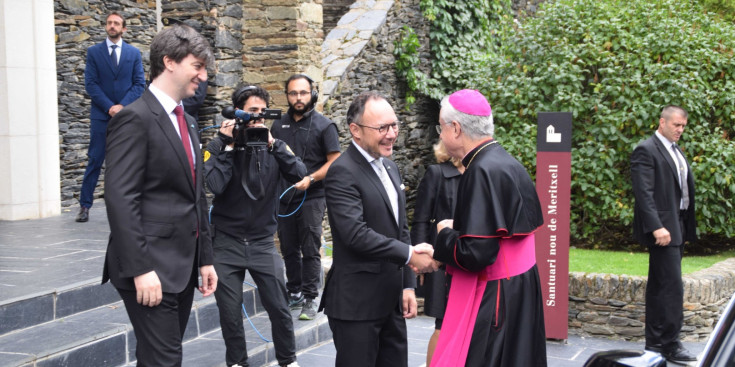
left=173, top=106, right=195, bottom=183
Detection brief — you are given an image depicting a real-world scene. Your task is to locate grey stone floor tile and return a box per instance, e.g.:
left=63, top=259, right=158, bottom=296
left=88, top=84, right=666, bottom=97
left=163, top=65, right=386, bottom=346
left=183, top=336, right=227, bottom=367
left=0, top=351, right=34, bottom=367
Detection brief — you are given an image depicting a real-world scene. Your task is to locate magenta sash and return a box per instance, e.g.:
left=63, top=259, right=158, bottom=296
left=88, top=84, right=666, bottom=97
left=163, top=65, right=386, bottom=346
left=430, top=233, right=537, bottom=366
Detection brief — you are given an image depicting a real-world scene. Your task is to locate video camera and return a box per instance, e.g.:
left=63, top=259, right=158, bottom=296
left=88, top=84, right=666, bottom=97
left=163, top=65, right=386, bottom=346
left=221, top=106, right=282, bottom=149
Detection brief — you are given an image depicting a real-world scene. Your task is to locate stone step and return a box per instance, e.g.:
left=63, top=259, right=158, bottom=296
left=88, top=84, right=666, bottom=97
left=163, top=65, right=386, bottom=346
left=172, top=310, right=331, bottom=367
left=0, top=279, right=306, bottom=366
left=0, top=280, right=120, bottom=336
left=0, top=270, right=331, bottom=367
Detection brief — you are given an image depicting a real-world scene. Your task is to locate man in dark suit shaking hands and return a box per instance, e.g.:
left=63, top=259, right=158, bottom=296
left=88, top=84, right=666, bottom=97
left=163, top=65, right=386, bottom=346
left=77, top=12, right=145, bottom=222
left=320, top=91, right=437, bottom=367
left=631, top=105, right=697, bottom=364
left=102, top=24, right=217, bottom=366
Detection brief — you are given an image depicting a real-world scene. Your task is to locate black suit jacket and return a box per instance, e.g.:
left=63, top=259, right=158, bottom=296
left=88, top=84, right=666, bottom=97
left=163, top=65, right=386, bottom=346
left=102, top=89, right=214, bottom=293
left=631, top=135, right=696, bottom=247
left=410, top=161, right=461, bottom=246
left=321, top=143, right=416, bottom=320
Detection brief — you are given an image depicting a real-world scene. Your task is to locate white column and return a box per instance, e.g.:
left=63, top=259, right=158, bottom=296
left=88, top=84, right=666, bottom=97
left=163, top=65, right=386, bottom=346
left=0, top=0, right=61, bottom=220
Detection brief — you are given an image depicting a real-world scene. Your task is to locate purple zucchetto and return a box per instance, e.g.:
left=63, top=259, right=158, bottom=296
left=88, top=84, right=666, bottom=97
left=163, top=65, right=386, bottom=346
left=448, top=89, right=492, bottom=116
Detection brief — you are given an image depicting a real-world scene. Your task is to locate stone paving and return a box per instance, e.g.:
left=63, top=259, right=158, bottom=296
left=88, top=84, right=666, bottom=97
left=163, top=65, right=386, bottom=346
left=0, top=202, right=707, bottom=366
left=271, top=315, right=706, bottom=367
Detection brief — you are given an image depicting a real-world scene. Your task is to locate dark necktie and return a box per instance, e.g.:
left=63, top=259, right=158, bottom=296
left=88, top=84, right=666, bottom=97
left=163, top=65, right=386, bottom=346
left=672, top=143, right=689, bottom=209
left=173, top=106, right=195, bottom=182
left=110, top=45, right=118, bottom=68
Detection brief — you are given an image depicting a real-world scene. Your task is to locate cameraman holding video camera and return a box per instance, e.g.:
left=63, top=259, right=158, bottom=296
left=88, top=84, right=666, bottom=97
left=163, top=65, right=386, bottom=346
left=204, top=85, right=305, bottom=367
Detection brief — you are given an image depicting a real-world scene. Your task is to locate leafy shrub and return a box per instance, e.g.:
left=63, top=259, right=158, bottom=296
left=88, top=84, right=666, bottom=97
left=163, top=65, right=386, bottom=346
left=398, top=0, right=735, bottom=248
left=699, top=0, right=735, bottom=21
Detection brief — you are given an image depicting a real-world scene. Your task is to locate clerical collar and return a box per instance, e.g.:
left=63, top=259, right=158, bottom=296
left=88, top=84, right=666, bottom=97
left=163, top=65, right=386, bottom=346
left=462, top=138, right=497, bottom=168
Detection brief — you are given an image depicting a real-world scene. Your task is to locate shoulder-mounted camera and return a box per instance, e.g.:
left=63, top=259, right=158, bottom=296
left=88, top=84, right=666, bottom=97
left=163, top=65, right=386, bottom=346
left=221, top=106, right=282, bottom=149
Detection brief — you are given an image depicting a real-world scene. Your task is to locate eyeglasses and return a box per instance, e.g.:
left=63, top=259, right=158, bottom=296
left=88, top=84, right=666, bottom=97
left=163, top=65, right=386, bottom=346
left=287, top=90, right=311, bottom=98
left=356, top=122, right=400, bottom=135
left=436, top=122, right=452, bottom=135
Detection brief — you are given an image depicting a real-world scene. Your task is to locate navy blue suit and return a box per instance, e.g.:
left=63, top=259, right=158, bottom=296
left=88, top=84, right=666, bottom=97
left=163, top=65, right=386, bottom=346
left=80, top=39, right=145, bottom=208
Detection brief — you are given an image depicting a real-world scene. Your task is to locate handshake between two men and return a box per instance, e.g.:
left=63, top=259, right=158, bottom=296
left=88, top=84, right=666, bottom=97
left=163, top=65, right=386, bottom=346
left=408, top=219, right=454, bottom=275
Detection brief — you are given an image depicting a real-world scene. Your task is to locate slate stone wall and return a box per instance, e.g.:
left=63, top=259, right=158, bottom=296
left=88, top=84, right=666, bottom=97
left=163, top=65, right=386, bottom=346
left=323, top=0, right=354, bottom=34
left=320, top=0, right=437, bottom=215
left=568, top=258, right=735, bottom=341
left=55, top=0, right=157, bottom=207
left=54, top=0, right=323, bottom=206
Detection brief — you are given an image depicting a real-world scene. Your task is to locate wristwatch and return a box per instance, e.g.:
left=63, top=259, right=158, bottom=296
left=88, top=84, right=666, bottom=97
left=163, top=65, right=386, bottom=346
left=308, top=175, right=315, bottom=184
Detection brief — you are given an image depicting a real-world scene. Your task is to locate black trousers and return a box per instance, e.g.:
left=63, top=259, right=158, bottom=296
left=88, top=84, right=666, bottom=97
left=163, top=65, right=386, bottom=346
left=328, top=309, right=408, bottom=367
left=645, top=213, right=687, bottom=350
left=118, top=281, right=195, bottom=367
left=212, top=230, right=296, bottom=366
left=277, top=198, right=326, bottom=299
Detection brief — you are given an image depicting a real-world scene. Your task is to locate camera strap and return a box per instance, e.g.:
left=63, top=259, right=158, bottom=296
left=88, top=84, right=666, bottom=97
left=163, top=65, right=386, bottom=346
left=241, top=147, right=265, bottom=201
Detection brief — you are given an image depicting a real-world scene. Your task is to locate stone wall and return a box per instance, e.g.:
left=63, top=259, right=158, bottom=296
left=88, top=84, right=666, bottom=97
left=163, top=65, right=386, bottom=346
left=568, top=258, right=735, bottom=341
left=323, top=0, right=354, bottom=35
left=55, top=0, right=157, bottom=207
left=240, top=0, right=324, bottom=110
left=54, top=0, right=324, bottom=207
left=320, top=0, right=438, bottom=211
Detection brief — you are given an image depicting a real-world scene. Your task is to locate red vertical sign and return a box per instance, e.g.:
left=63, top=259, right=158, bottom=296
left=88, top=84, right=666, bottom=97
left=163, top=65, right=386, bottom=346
left=535, top=112, right=571, bottom=340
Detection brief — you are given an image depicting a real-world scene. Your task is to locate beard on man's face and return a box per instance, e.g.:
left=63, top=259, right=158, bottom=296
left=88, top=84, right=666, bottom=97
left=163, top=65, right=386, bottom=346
left=288, top=100, right=311, bottom=115
left=107, top=28, right=122, bottom=39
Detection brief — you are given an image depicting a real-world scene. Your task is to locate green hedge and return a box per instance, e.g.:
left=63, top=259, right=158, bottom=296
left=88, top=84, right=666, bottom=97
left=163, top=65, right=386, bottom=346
left=398, top=0, right=735, bottom=248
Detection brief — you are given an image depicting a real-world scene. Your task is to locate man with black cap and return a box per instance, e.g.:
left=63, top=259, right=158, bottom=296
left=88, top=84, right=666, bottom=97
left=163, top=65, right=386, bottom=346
left=204, top=85, right=305, bottom=367
left=271, top=74, right=341, bottom=321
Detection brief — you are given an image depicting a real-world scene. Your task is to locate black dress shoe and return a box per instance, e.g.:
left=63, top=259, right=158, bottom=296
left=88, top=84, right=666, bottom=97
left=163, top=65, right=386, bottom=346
left=644, top=344, right=663, bottom=353
left=75, top=207, right=89, bottom=222
left=663, top=346, right=697, bottom=363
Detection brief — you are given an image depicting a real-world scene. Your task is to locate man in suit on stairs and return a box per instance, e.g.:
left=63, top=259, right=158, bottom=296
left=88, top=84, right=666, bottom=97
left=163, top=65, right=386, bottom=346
left=102, top=23, right=217, bottom=366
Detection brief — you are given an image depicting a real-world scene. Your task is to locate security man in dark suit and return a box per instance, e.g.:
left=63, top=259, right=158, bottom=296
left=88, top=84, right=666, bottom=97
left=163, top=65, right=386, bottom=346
left=631, top=105, right=697, bottom=364
left=77, top=11, right=145, bottom=222
left=320, top=91, right=437, bottom=367
left=103, top=24, right=217, bottom=366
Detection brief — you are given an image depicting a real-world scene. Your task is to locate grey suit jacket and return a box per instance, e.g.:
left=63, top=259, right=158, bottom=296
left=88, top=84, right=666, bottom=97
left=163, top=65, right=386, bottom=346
left=102, top=89, right=213, bottom=293
left=321, top=142, right=416, bottom=320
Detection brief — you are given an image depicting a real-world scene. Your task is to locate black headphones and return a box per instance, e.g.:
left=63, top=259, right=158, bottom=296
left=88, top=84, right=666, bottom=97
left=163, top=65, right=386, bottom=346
left=232, top=85, right=263, bottom=108
left=285, top=74, right=319, bottom=106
